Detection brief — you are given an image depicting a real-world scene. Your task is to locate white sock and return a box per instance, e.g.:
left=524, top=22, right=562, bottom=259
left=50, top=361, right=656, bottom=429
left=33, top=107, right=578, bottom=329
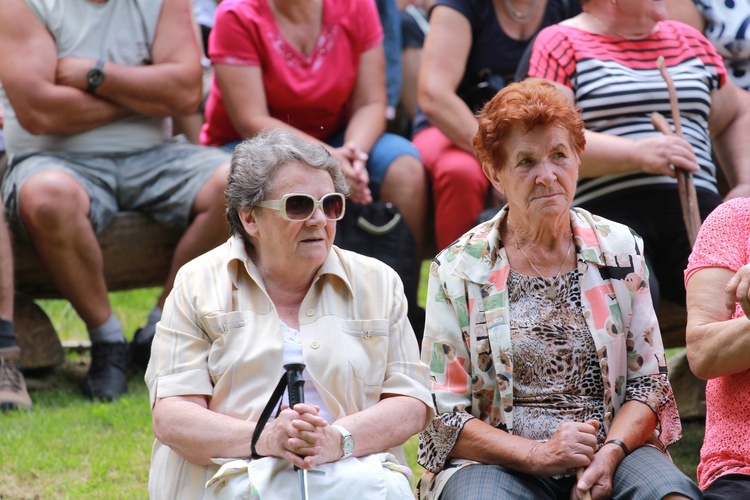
left=88, top=314, right=126, bottom=344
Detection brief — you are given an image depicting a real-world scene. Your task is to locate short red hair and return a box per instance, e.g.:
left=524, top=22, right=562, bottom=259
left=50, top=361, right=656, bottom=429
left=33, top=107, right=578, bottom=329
left=473, top=79, right=586, bottom=171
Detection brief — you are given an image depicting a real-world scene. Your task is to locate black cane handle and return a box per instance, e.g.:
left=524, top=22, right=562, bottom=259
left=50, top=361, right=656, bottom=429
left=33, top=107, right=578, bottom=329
left=284, top=363, right=306, bottom=407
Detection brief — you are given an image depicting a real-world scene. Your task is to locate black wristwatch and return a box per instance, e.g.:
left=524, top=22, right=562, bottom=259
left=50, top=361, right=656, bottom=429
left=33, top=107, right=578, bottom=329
left=86, top=59, right=105, bottom=94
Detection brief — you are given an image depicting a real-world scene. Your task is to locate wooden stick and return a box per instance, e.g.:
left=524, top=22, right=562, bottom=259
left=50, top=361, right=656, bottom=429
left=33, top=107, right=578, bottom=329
left=651, top=112, right=694, bottom=241
left=655, top=56, right=702, bottom=247
left=576, top=467, right=592, bottom=500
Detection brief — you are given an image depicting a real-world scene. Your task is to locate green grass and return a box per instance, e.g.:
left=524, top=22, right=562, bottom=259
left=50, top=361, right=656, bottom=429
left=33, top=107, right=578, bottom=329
left=0, top=273, right=704, bottom=498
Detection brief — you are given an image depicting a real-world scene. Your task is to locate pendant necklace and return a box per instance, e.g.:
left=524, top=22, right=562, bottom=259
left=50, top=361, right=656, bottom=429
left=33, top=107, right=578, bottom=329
left=502, top=0, right=539, bottom=25
left=516, top=234, right=573, bottom=300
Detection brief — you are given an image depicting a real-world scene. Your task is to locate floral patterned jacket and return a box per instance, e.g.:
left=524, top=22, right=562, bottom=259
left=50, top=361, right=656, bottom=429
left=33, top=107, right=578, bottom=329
left=417, top=207, right=681, bottom=499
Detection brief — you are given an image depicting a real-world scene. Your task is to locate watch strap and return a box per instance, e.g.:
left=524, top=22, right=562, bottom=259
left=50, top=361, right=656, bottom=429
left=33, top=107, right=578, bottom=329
left=331, top=424, right=353, bottom=459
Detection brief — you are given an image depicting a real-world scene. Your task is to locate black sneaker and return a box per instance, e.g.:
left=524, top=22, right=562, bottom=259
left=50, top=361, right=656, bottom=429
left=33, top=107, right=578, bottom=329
left=82, top=342, right=129, bottom=401
left=130, top=327, right=154, bottom=372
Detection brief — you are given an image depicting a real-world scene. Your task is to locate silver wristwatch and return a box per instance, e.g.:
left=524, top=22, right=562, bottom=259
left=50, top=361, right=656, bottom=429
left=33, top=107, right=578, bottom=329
left=331, top=424, right=354, bottom=459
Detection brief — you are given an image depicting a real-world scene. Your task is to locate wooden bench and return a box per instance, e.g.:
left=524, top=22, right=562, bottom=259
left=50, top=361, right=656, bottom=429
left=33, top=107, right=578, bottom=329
left=13, top=212, right=181, bottom=369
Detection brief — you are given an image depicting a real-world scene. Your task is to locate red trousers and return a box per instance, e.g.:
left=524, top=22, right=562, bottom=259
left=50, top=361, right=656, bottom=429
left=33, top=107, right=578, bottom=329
left=413, top=126, right=489, bottom=250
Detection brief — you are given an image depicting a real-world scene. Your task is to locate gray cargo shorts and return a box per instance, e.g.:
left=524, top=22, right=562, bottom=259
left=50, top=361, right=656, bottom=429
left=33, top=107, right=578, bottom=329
left=2, top=136, right=230, bottom=239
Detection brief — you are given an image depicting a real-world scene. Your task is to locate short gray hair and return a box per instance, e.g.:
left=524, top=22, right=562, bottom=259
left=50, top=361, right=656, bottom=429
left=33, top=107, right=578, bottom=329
left=225, top=129, right=349, bottom=240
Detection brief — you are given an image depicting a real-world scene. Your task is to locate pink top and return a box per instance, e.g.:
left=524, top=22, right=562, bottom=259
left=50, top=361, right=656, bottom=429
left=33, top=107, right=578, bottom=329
left=200, top=0, right=382, bottom=146
left=685, top=197, right=750, bottom=490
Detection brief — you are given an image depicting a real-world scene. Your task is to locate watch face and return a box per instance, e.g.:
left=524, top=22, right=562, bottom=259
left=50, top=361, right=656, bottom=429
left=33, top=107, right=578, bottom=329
left=342, top=435, right=354, bottom=454
left=87, top=69, right=104, bottom=88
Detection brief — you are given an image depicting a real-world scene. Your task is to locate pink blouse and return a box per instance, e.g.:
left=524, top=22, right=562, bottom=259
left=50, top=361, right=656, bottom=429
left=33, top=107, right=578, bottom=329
left=201, top=0, right=382, bottom=146
left=685, top=197, right=750, bottom=490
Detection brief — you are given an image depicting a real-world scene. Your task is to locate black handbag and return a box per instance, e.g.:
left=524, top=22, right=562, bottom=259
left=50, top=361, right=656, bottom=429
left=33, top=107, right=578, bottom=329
left=334, top=201, right=424, bottom=344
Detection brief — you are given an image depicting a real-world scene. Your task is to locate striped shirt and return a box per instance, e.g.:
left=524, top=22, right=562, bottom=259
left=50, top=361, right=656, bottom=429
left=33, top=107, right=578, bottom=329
left=528, top=21, right=726, bottom=205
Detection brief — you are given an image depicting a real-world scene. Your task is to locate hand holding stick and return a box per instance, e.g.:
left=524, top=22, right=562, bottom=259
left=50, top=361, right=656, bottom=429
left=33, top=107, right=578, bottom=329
left=576, top=467, right=592, bottom=500
left=654, top=56, right=702, bottom=247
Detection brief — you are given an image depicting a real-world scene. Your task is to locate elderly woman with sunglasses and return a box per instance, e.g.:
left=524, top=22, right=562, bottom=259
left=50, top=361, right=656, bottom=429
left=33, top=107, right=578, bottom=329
left=145, top=129, right=433, bottom=499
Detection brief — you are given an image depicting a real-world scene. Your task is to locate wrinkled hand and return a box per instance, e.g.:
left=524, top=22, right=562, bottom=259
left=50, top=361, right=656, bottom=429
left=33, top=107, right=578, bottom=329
left=528, top=420, right=599, bottom=476
left=332, top=143, right=372, bottom=204
left=56, top=57, right=97, bottom=91
left=255, top=404, right=329, bottom=470
left=571, top=443, right=620, bottom=500
left=634, top=136, right=698, bottom=177
left=725, top=264, right=750, bottom=318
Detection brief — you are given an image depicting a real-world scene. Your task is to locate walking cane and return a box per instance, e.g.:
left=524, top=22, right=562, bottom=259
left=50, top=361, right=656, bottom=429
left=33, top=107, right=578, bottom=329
left=284, top=363, right=309, bottom=500
left=576, top=467, right=592, bottom=500
left=654, top=56, right=702, bottom=247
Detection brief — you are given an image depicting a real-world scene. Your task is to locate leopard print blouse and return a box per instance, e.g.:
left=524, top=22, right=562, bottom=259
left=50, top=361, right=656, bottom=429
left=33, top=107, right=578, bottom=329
left=418, top=262, right=671, bottom=474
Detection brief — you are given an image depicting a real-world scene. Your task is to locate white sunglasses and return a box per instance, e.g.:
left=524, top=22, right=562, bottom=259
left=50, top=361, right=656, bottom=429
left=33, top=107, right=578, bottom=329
left=254, top=192, right=346, bottom=221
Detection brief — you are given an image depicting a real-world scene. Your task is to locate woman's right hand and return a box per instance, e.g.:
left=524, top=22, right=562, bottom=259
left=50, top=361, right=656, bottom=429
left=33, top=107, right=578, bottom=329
left=633, top=135, right=699, bottom=177
left=529, top=420, right=599, bottom=476
left=255, top=404, right=329, bottom=470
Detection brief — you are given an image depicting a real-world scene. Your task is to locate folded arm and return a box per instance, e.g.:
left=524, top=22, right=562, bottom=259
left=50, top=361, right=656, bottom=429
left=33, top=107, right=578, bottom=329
left=686, top=266, right=750, bottom=379
left=0, top=0, right=202, bottom=137
left=55, top=0, right=203, bottom=117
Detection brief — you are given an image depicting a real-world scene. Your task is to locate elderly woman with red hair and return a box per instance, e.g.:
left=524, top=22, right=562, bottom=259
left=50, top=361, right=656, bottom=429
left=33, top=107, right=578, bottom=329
left=418, top=79, right=700, bottom=500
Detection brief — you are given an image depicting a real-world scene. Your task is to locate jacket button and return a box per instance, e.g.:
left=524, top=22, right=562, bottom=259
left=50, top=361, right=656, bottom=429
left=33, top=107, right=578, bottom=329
left=306, top=308, right=315, bottom=316
left=310, top=342, right=320, bottom=349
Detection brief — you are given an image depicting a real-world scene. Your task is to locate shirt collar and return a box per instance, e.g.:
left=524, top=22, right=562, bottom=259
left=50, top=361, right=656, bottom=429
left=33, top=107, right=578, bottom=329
left=449, top=207, right=605, bottom=284
left=225, top=235, right=353, bottom=295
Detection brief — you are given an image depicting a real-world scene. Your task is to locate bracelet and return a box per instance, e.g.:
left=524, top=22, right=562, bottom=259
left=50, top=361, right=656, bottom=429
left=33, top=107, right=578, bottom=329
left=603, top=439, right=630, bottom=457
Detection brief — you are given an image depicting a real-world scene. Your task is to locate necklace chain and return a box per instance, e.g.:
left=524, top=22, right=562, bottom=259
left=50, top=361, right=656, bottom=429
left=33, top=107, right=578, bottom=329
left=515, top=234, right=573, bottom=299
left=502, top=0, right=539, bottom=25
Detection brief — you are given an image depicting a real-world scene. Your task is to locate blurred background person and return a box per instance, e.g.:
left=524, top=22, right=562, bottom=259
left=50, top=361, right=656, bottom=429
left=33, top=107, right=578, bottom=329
left=414, top=0, right=580, bottom=251
left=0, top=0, right=231, bottom=399
left=527, top=0, right=750, bottom=313
left=667, top=0, right=750, bottom=93
left=0, top=191, right=32, bottom=411
left=200, top=0, right=427, bottom=257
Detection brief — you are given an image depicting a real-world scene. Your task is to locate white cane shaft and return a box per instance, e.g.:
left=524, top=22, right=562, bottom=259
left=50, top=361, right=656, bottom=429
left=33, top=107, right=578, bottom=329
left=298, top=469, right=309, bottom=500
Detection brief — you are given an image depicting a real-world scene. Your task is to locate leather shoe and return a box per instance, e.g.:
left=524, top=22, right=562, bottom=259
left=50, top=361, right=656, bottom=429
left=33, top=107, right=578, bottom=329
left=82, top=341, right=129, bottom=401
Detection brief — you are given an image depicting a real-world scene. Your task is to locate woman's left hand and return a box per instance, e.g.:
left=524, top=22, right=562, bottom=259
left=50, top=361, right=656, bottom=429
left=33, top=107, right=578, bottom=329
left=572, top=445, right=620, bottom=499
left=299, top=425, right=351, bottom=468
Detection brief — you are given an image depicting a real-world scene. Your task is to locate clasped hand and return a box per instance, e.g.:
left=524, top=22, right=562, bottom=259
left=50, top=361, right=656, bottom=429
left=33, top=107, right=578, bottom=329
left=332, top=142, right=372, bottom=204
left=255, top=404, right=339, bottom=470
left=529, top=420, right=599, bottom=477
left=528, top=420, right=620, bottom=499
